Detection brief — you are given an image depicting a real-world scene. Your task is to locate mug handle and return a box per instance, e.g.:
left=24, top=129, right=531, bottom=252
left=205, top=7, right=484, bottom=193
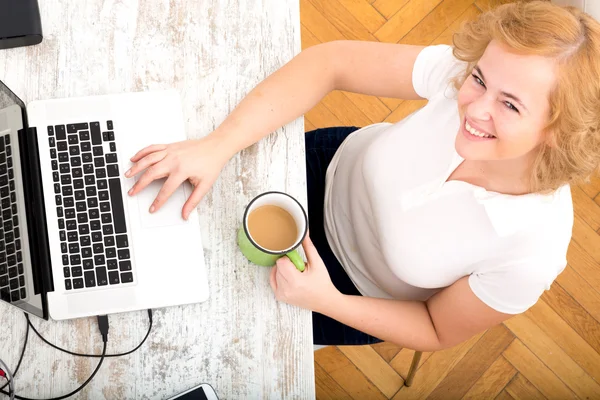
left=286, top=249, right=306, bottom=272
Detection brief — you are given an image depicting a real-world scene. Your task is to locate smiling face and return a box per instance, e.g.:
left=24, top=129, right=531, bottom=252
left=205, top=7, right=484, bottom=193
left=456, top=40, right=558, bottom=164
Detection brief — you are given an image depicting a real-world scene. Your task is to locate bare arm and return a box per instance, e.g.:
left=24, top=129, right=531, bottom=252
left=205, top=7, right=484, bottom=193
left=317, top=276, right=511, bottom=351
left=214, top=40, right=425, bottom=155
left=127, top=41, right=425, bottom=216
left=272, top=238, right=512, bottom=352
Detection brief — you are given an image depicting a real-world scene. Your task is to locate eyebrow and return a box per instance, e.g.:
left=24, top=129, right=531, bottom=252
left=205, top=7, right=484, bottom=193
left=473, top=65, right=529, bottom=112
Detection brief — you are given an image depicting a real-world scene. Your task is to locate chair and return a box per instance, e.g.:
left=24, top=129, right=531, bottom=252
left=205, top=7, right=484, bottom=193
left=404, top=351, right=423, bottom=387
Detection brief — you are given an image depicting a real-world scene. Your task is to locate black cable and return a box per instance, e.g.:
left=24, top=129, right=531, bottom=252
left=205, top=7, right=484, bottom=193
left=0, top=315, right=29, bottom=392
left=1, top=315, right=109, bottom=400
left=24, top=309, right=153, bottom=358
left=1, top=310, right=152, bottom=400
left=4, top=342, right=107, bottom=400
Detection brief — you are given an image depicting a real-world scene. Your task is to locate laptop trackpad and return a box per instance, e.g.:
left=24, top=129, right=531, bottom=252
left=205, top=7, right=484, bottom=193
left=135, top=178, right=187, bottom=227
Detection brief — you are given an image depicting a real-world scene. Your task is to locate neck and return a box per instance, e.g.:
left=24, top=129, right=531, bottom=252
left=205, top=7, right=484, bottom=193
left=473, top=153, right=535, bottom=195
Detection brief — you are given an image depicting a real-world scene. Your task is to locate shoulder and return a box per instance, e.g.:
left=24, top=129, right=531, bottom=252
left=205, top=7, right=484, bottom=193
left=412, top=44, right=468, bottom=100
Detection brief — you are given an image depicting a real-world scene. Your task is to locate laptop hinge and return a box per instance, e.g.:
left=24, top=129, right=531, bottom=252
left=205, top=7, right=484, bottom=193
left=18, top=126, right=53, bottom=315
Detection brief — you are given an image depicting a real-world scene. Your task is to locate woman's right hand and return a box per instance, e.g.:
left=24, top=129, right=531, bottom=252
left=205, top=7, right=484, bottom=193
left=125, top=133, right=233, bottom=220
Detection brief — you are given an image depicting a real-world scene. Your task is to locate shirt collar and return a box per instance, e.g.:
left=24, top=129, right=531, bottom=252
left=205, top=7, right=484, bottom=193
left=447, top=153, right=562, bottom=237
left=473, top=187, right=560, bottom=236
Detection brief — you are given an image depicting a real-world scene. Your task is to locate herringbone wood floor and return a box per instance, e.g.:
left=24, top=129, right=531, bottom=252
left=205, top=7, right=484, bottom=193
left=301, top=0, right=600, bottom=399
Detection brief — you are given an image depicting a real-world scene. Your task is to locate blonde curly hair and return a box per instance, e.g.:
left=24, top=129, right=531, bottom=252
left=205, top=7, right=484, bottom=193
left=451, top=1, right=600, bottom=193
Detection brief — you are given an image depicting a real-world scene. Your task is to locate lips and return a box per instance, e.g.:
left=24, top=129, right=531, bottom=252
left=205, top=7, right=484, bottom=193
left=465, top=120, right=495, bottom=138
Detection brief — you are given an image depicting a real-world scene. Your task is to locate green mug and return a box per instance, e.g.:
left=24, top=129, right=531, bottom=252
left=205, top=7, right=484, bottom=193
left=237, top=191, right=308, bottom=272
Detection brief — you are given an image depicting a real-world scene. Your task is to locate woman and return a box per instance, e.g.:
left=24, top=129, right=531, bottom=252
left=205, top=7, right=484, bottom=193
left=125, top=1, right=600, bottom=351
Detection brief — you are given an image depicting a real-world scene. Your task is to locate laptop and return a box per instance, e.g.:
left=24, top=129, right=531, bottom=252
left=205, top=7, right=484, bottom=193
left=0, top=80, right=209, bottom=320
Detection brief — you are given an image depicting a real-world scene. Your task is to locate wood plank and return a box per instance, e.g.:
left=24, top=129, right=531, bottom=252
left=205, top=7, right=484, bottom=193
left=572, top=214, right=600, bottom=263
left=337, top=0, right=387, bottom=32
left=328, top=361, right=389, bottom=400
left=428, top=324, right=515, bottom=400
left=315, top=363, right=353, bottom=400
left=301, top=24, right=321, bottom=50
left=399, top=0, right=474, bottom=46
left=374, top=0, right=443, bottom=43
left=304, top=118, right=316, bottom=132
left=541, top=282, right=600, bottom=355
left=502, top=340, right=577, bottom=400
left=370, top=342, right=402, bottom=363
left=379, top=97, right=405, bottom=111
left=461, top=357, right=517, bottom=400
left=474, top=0, right=514, bottom=12
left=389, top=348, right=433, bottom=378
left=567, top=240, right=600, bottom=290
left=431, top=5, right=482, bottom=46
left=580, top=173, right=600, bottom=199
left=391, top=332, right=485, bottom=400
left=321, top=91, right=375, bottom=127
left=572, top=185, right=600, bottom=231
left=504, top=313, right=600, bottom=399
left=526, top=300, right=600, bottom=384
left=495, top=390, right=516, bottom=400
left=300, top=0, right=346, bottom=43
left=305, top=102, right=344, bottom=128
left=339, top=345, right=404, bottom=398
left=504, top=374, right=547, bottom=400
left=315, top=346, right=353, bottom=374
left=556, top=265, right=600, bottom=324
left=383, top=99, right=428, bottom=123
left=372, top=0, right=411, bottom=20
left=306, top=0, right=378, bottom=41
left=342, top=92, right=391, bottom=123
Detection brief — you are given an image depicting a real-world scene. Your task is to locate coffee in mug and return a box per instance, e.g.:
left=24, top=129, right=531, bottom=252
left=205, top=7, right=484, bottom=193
left=237, top=191, right=308, bottom=272
left=247, top=205, right=298, bottom=252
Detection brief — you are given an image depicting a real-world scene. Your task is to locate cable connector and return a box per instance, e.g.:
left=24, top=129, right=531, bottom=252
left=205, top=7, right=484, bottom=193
left=97, top=315, right=109, bottom=343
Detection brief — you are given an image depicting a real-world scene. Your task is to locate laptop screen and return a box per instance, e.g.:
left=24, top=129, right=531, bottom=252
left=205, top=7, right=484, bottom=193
left=0, top=81, right=45, bottom=318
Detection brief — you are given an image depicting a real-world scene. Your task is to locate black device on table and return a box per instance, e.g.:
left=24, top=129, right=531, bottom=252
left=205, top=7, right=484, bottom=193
left=0, top=0, right=43, bottom=50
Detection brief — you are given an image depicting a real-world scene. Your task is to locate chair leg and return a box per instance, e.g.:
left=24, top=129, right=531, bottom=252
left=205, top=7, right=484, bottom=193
left=404, top=351, right=422, bottom=387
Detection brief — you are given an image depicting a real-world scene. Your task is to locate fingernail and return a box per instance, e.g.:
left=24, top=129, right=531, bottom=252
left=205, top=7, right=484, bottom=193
left=128, top=188, right=133, bottom=195
left=125, top=169, right=131, bottom=177
left=149, top=205, right=155, bottom=213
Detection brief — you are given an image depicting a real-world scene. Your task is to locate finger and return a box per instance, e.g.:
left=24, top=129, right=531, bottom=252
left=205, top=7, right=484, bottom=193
left=276, top=257, right=296, bottom=280
left=269, top=266, right=277, bottom=293
left=126, top=150, right=167, bottom=178
left=128, top=164, right=169, bottom=196
left=302, top=235, right=320, bottom=265
left=130, top=144, right=168, bottom=162
left=150, top=175, right=186, bottom=213
left=275, top=267, right=288, bottom=289
left=182, top=182, right=210, bottom=220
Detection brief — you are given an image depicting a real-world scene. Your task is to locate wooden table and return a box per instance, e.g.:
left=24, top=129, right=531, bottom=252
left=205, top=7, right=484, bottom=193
left=0, top=1, right=314, bottom=398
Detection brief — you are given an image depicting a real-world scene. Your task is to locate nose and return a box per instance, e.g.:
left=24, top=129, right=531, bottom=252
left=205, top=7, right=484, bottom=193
left=466, top=92, right=493, bottom=122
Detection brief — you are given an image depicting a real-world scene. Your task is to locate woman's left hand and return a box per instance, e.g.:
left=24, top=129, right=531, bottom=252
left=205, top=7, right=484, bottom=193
left=269, top=235, right=341, bottom=312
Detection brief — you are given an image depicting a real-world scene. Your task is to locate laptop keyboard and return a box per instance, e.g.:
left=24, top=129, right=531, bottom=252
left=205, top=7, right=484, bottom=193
left=48, top=121, right=133, bottom=291
left=0, top=134, right=26, bottom=303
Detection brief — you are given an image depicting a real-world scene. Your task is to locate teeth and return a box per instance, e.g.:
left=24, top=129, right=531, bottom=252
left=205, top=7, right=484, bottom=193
left=465, top=121, right=494, bottom=138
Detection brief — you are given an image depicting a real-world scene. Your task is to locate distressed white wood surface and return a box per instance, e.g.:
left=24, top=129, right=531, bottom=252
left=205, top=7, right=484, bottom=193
left=0, top=0, right=314, bottom=399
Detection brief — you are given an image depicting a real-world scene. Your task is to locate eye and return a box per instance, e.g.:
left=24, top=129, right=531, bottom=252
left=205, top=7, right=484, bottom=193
left=471, top=73, right=485, bottom=87
left=504, top=101, right=519, bottom=113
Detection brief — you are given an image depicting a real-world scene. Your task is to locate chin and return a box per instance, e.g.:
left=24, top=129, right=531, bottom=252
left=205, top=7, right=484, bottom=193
left=454, top=133, right=489, bottom=161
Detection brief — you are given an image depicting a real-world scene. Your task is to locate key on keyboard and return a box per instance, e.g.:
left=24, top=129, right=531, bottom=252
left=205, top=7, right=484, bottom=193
left=48, top=121, right=133, bottom=290
left=0, top=134, right=26, bottom=303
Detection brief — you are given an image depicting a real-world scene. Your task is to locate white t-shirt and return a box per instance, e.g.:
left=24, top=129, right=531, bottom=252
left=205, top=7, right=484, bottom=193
left=323, top=44, right=574, bottom=314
